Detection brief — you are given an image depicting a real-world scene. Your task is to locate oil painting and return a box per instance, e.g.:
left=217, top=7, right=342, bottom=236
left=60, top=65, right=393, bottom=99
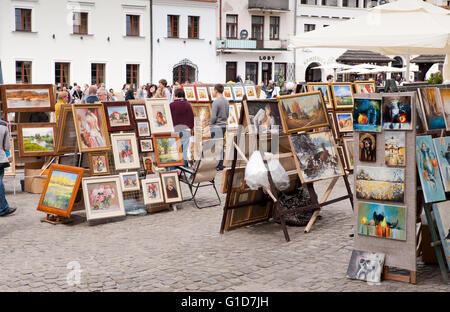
left=145, top=98, right=174, bottom=134
left=160, top=171, right=183, bottom=203
left=104, top=102, right=133, bottom=131
left=111, top=133, right=140, bottom=170
left=439, top=88, right=450, bottom=131
left=245, top=100, right=282, bottom=133
left=119, top=172, right=140, bottom=192
left=385, top=131, right=405, bottom=167
left=355, top=166, right=405, bottom=202
left=335, top=112, right=353, bottom=133
left=359, top=133, right=376, bottom=162
left=131, top=104, right=148, bottom=121
left=88, top=152, right=110, bottom=176
left=433, top=203, right=450, bottom=269
left=142, top=178, right=164, bottom=205
left=153, top=134, right=184, bottom=167
left=140, top=137, right=154, bottom=153
left=1, top=84, right=55, bottom=113
left=346, top=250, right=385, bottom=283
left=137, top=121, right=151, bottom=137
left=72, top=104, right=110, bottom=152
left=307, top=83, right=333, bottom=109
left=418, top=87, right=446, bottom=131
left=354, top=81, right=376, bottom=94
left=18, top=123, right=56, bottom=157
left=331, top=83, right=354, bottom=109
left=433, top=137, right=450, bottom=192
left=353, top=98, right=381, bottom=132
left=382, top=95, right=412, bottom=130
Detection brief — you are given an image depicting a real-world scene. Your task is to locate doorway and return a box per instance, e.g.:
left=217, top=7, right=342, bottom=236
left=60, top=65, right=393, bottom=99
left=226, top=62, right=237, bottom=82
left=305, top=62, right=322, bottom=82
left=262, top=62, right=272, bottom=86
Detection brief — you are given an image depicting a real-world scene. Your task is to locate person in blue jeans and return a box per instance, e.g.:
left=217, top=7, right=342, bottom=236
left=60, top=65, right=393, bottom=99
left=0, top=119, right=16, bottom=217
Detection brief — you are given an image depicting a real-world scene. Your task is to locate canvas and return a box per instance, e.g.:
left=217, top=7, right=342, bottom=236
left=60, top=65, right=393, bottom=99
left=141, top=178, right=164, bottom=205
left=355, top=166, right=405, bottom=202
left=119, top=172, right=140, bottom=192
left=110, top=133, right=141, bottom=170
left=418, top=87, right=446, bottom=131
left=183, top=86, right=197, bottom=102
left=131, top=104, right=148, bottom=121
left=357, top=202, right=407, bottom=241
left=153, top=134, right=184, bottom=167
left=244, top=85, right=257, bottom=100
left=103, top=102, right=133, bottom=131
left=433, top=203, right=450, bottom=269
left=416, top=135, right=446, bottom=203
left=140, top=137, right=154, bottom=152
left=385, top=131, right=405, bottom=167
left=354, top=81, right=376, bottom=94
left=223, top=86, right=234, bottom=101
left=290, top=131, right=344, bottom=183
left=55, top=104, right=77, bottom=153
left=137, top=121, right=151, bottom=137
left=245, top=100, right=282, bottom=134
left=18, top=123, right=56, bottom=157
left=307, top=83, right=333, bottom=109
left=343, top=137, right=354, bottom=170
left=433, top=137, right=450, bottom=192
left=88, top=152, right=110, bottom=176
left=145, top=98, right=175, bottom=134
left=439, top=88, right=450, bottom=131
left=160, top=171, right=183, bottom=203
left=227, top=103, right=239, bottom=127
left=231, top=85, right=244, bottom=101
left=331, top=83, right=354, bottom=109
left=72, top=104, right=110, bottom=152
left=382, top=95, right=412, bottom=130
left=278, top=92, right=328, bottom=134
left=195, top=86, right=210, bottom=102
left=353, top=98, right=382, bottom=132
left=346, top=249, right=385, bottom=283
left=335, top=112, right=353, bottom=133
left=359, top=133, right=376, bottom=162
left=192, top=104, right=212, bottom=138
left=0, top=84, right=55, bottom=113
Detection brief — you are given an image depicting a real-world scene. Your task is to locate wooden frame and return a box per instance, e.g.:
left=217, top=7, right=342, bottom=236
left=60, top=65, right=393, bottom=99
left=337, top=145, right=348, bottom=170
left=231, top=85, right=244, bottom=102
left=130, top=103, right=148, bottom=121
left=343, top=136, right=354, bottom=170
left=55, top=104, right=77, bottom=153
left=153, top=133, right=184, bottom=167
left=88, top=151, right=111, bottom=176
left=37, top=164, right=84, bottom=218
left=354, top=81, right=376, bottom=94
left=145, top=98, right=174, bottom=134
left=160, top=171, right=183, bottom=204
left=110, top=133, right=141, bottom=170
left=4, top=138, right=16, bottom=177
left=103, top=101, right=134, bottom=132
left=191, top=103, right=212, bottom=139
left=141, top=177, right=164, bottom=205
left=220, top=167, right=246, bottom=194
left=17, top=123, right=57, bottom=157
left=139, top=137, right=154, bottom=152
left=277, top=91, right=328, bottom=134
left=306, top=82, right=333, bottom=109
left=136, top=121, right=151, bottom=137
left=331, top=82, right=354, bottom=110
left=195, top=86, right=210, bottom=102
left=328, top=111, right=338, bottom=139
left=0, top=84, right=55, bottom=113
left=244, top=85, right=257, bottom=100
left=335, top=111, right=354, bottom=134
left=243, top=99, right=283, bottom=134
left=72, top=103, right=111, bottom=153
left=119, top=172, right=140, bottom=192
left=183, top=85, right=197, bottom=102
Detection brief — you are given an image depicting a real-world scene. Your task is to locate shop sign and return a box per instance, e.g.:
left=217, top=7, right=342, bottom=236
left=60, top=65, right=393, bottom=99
left=259, top=56, right=275, bottom=61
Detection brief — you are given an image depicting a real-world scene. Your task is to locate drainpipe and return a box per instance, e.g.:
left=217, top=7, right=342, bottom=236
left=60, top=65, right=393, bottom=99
left=293, top=0, right=297, bottom=83
left=219, top=0, right=222, bottom=40
left=149, top=0, right=153, bottom=82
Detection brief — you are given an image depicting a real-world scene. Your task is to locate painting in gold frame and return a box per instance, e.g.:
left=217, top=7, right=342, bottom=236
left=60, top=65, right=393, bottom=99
left=354, top=81, right=376, bottom=94
left=331, top=83, right=354, bottom=109
left=307, top=83, right=333, bottom=109
left=55, top=104, right=77, bottom=154
left=88, top=151, right=111, bottom=176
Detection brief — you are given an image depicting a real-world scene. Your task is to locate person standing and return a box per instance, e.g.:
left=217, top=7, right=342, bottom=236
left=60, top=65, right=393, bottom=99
left=72, top=85, right=83, bottom=103
left=210, top=84, right=229, bottom=171
left=97, top=88, right=108, bottom=102
left=327, top=75, right=334, bottom=83
left=55, top=91, right=69, bottom=124
left=125, top=88, right=135, bottom=101
left=0, top=119, right=16, bottom=217
left=245, top=75, right=254, bottom=85
left=83, top=85, right=100, bottom=103
left=147, top=84, right=157, bottom=98
left=158, top=79, right=171, bottom=99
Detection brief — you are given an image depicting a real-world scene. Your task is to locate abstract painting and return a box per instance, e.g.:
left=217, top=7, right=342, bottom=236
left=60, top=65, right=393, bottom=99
left=418, top=87, right=446, bottom=130
left=72, top=104, right=110, bottom=152
left=355, top=166, right=405, bottom=202
left=141, top=177, right=164, bottom=205
left=382, top=95, right=412, bottom=130
left=433, top=203, right=450, bottom=269
left=335, top=112, right=353, bottom=133
left=346, top=250, right=385, bottom=283
left=439, top=88, right=450, bottom=131
left=307, top=83, right=333, bottom=109
left=331, top=83, right=354, bottom=109
left=433, top=137, right=450, bottom=192
left=353, top=98, right=382, bottom=132
left=359, top=133, right=376, bottom=162
left=245, top=100, right=282, bottom=133
left=416, top=135, right=446, bottom=203
left=385, top=131, right=405, bottom=167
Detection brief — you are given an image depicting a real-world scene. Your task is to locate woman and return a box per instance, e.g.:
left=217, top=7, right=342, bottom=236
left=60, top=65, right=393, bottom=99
left=137, top=85, right=147, bottom=99
left=0, top=119, right=15, bottom=217
left=55, top=91, right=69, bottom=124
left=125, top=88, right=135, bottom=101
left=147, top=84, right=157, bottom=98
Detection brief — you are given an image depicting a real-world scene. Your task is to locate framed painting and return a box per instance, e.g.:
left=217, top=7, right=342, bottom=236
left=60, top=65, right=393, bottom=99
left=160, top=171, right=183, bottom=204
left=382, top=95, right=412, bottom=130
left=227, top=103, right=239, bottom=128
left=223, top=86, right=234, bottom=101
left=195, top=86, right=210, bottom=102
left=355, top=166, right=405, bottom=202
left=353, top=97, right=382, bottom=132
left=433, top=203, right=450, bottom=270
left=220, top=167, right=246, bottom=194
left=416, top=135, right=446, bottom=203
left=307, top=83, right=333, bottom=109
left=335, top=112, right=353, bottom=134
left=88, top=152, right=110, bottom=176
left=343, top=137, right=354, bottom=170
left=359, top=133, right=376, bottom=162
left=17, top=123, right=57, bottom=157
left=103, top=101, right=134, bottom=132
left=354, top=81, right=376, bottom=94
left=433, top=137, right=450, bottom=192
left=231, top=85, right=244, bottom=102
left=119, top=172, right=140, bottom=192
left=289, top=130, right=345, bottom=184
left=110, top=133, right=141, bottom=170
left=183, top=85, right=197, bottom=102
left=209, top=86, right=218, bottom=101
left=137, top=121, right=151, bottom=137
left=331, top=83, right=354, bottom=109
left=418, top=87, right=446, bottom=131
left=82, top=175, right=126, bottom=221
left=277, top=92, right=328, bottom=134
left=142, top=154, right=156, bottom=175
left=235, top=102, right=242, bottom=119
left=346, top=250, right=385, bottom=283
left=244, top=100, right=283, bottom=134
left=192, top=103, right=212, bottom=138
left=145, top=98, right=174, bottom=134
left=130, top=103, right=148, bottom=121
left=142, top=177, right=164, bottom=205
left=55, top=104, right=77, bottom=153
left=4, top=138, right=16, bottom=177
left=328, top=112, right=338, bottom=139
left=439, top=88, right=450, bottom=131
left=357, top=202, right=407, bottom=241
left=153, top=133, right=184, bottom=167
left=37, top=164, right=84, bottom=218
left=139, top=137, right=154, bottom=152
left=337, top=145, right=348, bottom=170
left=244, top=85, right=257, bottom=100
left=0, top=84, right=55, bottom=113
left=385, top=131, right=405, bottom=167
left=72, top=103, right=111, bottom=153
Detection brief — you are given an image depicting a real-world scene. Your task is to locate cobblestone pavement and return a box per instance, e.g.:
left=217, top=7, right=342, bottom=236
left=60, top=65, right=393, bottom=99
left=0, top=172, right=448, bottom=292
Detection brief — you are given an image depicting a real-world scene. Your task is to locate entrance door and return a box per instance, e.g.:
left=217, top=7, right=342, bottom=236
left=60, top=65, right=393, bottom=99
left=262, top=62, right=272, bottom=86
left=226, top=62, right=237, bottom=82
left=305, top=62, right=322, bottom=82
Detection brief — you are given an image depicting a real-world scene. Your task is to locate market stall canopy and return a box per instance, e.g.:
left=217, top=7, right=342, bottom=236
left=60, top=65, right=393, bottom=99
left=336, top=50, right=394, bottom=65
left=311, top=63, right=353, bottom=70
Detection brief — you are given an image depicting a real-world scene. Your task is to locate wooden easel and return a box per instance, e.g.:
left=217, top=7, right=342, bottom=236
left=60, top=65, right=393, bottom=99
left=41, top=213, right=73, bottom=225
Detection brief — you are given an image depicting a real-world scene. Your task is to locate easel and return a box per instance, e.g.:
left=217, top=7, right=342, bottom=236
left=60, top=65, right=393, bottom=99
left=41, top=213, right=73, bottom=225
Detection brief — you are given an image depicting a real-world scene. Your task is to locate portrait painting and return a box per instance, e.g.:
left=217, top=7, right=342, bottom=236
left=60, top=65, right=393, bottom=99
left=245, top=100, right=282, bottom=133
left=244, top=85, right=257, bottom=100
left=357, top=202, right=407, bottom=241
left=307, top=83, right=333, bottom=109
left=227, top=104, right=239, bottom=128
left=331, top=83, right=354, bottom=109
left=343, top=137, right=354, bottom=170
left=231, top=85, right=244, bottom=101
left=160, top=171, right=183, bottom=203
left=153, top=134, right=184, bottom=167
left=110, top=133, right=141, bottom=170
left=145, top=98, right=175, bottom=134
left=195, top=86, right=210, bottom=102
left=141, top=178, right=164, bottom=205
left=416, top=135, right=446, bottom=203
left=289, top=130, right=344, bottom=183
left=353, top=98, right=382, bottom=132
left=1, top=84, right=55, bottom=113
left=418, top=87, right=446, bottom=131
left=142, top=155, right=155, bottom=175
left=359, top=133, right=376, bottom=162
left=137, top=121, right=151, bottom=137
left=103, top=102, right=133, bottom=131
left=223, top=86, right=234, bottom=101
left=382, top=95, right=412, bottom=130
left=131, top=104, right=148, bottom=121
left=192, top=104, right=212, bottom=138
left=183, top=85, right=197, bottom=102
left=88, top=152, right=110, bottom=176
left=355, top=166, right=405, bottom=202
left=346, top=250, right=385, bottom=283
left=335, top=112, right=353, bottom=133
left=72, top=104, right=110, bottom=152
left=433, top=137, right=450, bottom=192
left=433, top=203, right=450, bottom=269
left=119, top=172, right=140, bottom=192
left=354, top=81, right=376, bottom=94
left=17, top=123, right=57, bottom=157
left=385, top=131, right=405, bottom=167
left=140, top=137, right=154, bottom=152
left=277, top=92, right=328, bottom=134
left=438, top=88, right=450, bottom=131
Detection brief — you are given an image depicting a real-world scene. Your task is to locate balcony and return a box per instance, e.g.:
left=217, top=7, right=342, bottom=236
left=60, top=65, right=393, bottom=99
left=248, top=0, right=290, bottom=12
left=217, top=39, right=288, bottom=51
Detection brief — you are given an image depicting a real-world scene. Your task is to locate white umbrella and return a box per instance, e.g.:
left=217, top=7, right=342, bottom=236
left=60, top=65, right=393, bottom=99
left=311, top=63, right=352, bottom=70
left=337, top=64, right=383, bottom=74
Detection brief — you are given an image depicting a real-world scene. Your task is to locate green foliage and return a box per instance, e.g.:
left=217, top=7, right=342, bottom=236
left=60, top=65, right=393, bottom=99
left=427, top=72, right=443, bottom=85
left=276, top=72, right=285, bottom=91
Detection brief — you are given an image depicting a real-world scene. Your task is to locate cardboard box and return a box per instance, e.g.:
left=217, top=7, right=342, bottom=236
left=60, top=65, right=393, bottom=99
left=24, top=162, right=47, bottom=194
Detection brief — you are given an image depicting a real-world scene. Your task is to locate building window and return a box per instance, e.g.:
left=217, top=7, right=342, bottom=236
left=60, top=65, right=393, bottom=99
left=167, top=15, right=179, bottom=38
left=15, top=8, right=32, bottom=32
left=126, top=64, right=139, bottom=89
left=301, top=0, right=317, bottom=4
left=126, top=15, right=140, bottom=36
left=245, top=62, right=258, bottom=85
left=274, top=63, right=287, bottom=83
left=173, top=65, right=196, bottom=85
left=251, top=16, right=264, bottom=48
left=73, top=12, right=88, bottom=35
left=55, top=62, right=70, bottom=88
left=16, top=61, right=32, bottom=84
left=342, top=0, right=359, bottom=7
left=322, top=0, right=338, bottom=6
left=364, top=0, right=378, bottom=8
left=304, top=24, right=316, bottom=32
left=270, top=17, right=280, bottom=40
left=91, top=63, right=105, bottom=86
left=324, top=25, right=330, bottom=27
left=226, top=15, right=238, bottom=39
left=188, top=16, right=199, bottom=39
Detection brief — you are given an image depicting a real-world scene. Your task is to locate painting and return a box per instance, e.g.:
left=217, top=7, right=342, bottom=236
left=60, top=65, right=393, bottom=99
left=418, top=87, right=446, bottom=131
left=346, top=250, right=385, bottom=283
left=209, top=86, right=218, bottom=101
left=359, top=133, right=376, bottom=162
left=153, top=134, right=184, bottom=167
left=236, top=102, right=242, bottom=119
left=103, top=102, right=134, bottom=132
left=331, top=83, right=354, bottom=109
left=183, top=85, right=197, bottom=102
left=416, top=135, right=446, bottom=203
left=195, top=86, right=210, bottom=102
left=82, top=176, right=126, bottom=221
left=354, top=81, right=376, bottom=94
left=433, top=203, right=450, bottom=269
left=382, top=95, right=412, bottom=130
left=335, top=112, right=353, bottom=133
left=328, top=112, right=338, bottom=139
left=119, top=172, right=140, bottom=192
left=137, top=121, right=151, bottom=137
left=145, top=98, right=175, bottom=134
left=160, top=171, right=183, bottom=203
left=343, top=137, right=354, bottom=170
left=110, top=133, right=141, bottom=170
left=353, top=98, right=381, bottom=132
left=289, top=131, right=344, bottom=184
left=221, top=167, right=246, bottom=194
left=0, top=84, right=55, bottom=113
left=142, top=155, right=156, bottom=175
left=131, top=104, right=148, bottom=121
left=307, top=83, right=333, bottom=109
left=4, top=138, right=15, bottom=177
left=140, top=137, right=154, bottom=152
left=223, top=86, right=234, bottom=101
left=231, top=85, right=244, bottom=101
left=439, top=88, right=450, bottom=131
left=245, top=100, right=282, bottom=133
left=357, top=202, right=407, bottom=241
left=192, top=103, right=212, bottom=138
left=72, top=104, right=110, bottom=153
left=17, top=123, right=57, bottom=157
left=337, top=145, right=348, bottom=170
left=55, top=104, right=78, bottom=153
left=355, top=166, right=404, bottom=202
left=37, top=164, right=84, bottom=218
left=88, top=152, right=110, bottom=176
left=385, top=131, right=405, bottom=167
left=227, top=103, right=239, bottom=128
left=244, top=85, right=257, bottom=100
left=277, top=92, right=328, bottom=134
left=141, top=177, right=164, bottom=205
left=433, top=137, right=450, bottom=192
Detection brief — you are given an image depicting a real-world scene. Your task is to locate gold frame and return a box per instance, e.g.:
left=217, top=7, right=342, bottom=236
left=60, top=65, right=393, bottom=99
left=354, top=81, right=376, bottom=94
left=55, top=104, right=77, bottom=154
left=306, top=82, right=333, bottom=109
left=88, top=151, right=111, bottom=176
left=330, top=82, right=355, bottom=110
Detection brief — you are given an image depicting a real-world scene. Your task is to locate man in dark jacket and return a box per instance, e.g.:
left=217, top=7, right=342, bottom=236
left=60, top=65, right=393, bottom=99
left=0, top=119, right=16, bottom=216
left=84, top=85, right=100, bottom=103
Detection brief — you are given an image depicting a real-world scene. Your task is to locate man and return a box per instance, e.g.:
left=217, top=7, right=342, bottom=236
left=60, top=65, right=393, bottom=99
left=327, top=75, right=334, bottom=83
left=210, top=84, right=229, bottom=171
left=83, top=85, right=99, bottom=103
left=166, top=178, right=178, bottom=199
left=72, top=85, right=83, bottom=102
left=97, top=88, right=108, bottom=102
left=158, top=79, right=171, bottom=99
left=0, top=118, right=16, bottom=217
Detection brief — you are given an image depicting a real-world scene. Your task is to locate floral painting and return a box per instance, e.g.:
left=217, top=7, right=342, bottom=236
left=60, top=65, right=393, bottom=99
left=385, top=131, right=405, bottom=167
left=353, top=98, right=381, bottom=132
left=142, top=178, right=164, bottom=205
left=117, top=139, right=135, bottom=164
left=355, top=166, right=405, bottom=202
left=111, top=133, right=140, bottom=170
left=91, top=154, right=108, bottom=174
left=382, top=95, right=412, bottom=130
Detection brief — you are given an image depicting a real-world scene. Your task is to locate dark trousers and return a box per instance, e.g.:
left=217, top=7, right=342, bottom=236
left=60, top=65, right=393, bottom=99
left=210, top=126, right=227, bottom=170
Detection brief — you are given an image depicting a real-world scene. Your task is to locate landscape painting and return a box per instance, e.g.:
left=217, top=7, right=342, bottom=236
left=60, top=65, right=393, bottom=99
left=382, top=95, right=412, bottom=130
left=331, top=83, right=354, bottom=109
left=307, top=83, right=332, bottom=109
left=18, top=124, right=56, bottom=157
left=357, top=202, right=407, bottom=241
left=245, top=101, right=282, bottom=133
left=346, top=250, right=385, bottom=283
left=353, top=98, right=382, bottom=132
left=416, top=135, right=446, bottom=203
left=433, top=203, right=450, bottom=269
left=132, top=104, right=147, bottom=120
left=433, top=137, right=450, bottom=192
left=1, top=84, right=55, bottom=112
left=119, top=172, right=140, bottom=192
left=355, top=166, right=405, bottom=202
left=359, top=133, right=376, bottom=162
left=106, top=105, right=131, bottom=127
left=419, top=87, right=446, bottom=131
left=335, top=112, right=353, bottom=133
left=385, top=131, right=405, bottom=167
left=154, top=135, right=184, bottom=167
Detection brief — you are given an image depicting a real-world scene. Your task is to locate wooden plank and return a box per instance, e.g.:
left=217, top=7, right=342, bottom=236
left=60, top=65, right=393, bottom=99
left=320, top=177, right=339, bottom=204
left=383, top=266, right=412, bottom=283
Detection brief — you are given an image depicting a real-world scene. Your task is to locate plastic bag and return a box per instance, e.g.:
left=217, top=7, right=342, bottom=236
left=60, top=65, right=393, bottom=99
left=266, top=153, right=290, bottom=191
left=245, top=151, right=270, bottom=190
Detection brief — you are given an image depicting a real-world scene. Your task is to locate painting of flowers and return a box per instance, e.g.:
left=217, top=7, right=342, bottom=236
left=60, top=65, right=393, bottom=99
left=353, top=98, right=381, bottom=132
left=355, top=166, right=405, bottom=202
left=111, top=133, right=140, bottom=170
left=142, top=178, right=164, bottom=205
left=382, top=95, right=412, bottom=130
